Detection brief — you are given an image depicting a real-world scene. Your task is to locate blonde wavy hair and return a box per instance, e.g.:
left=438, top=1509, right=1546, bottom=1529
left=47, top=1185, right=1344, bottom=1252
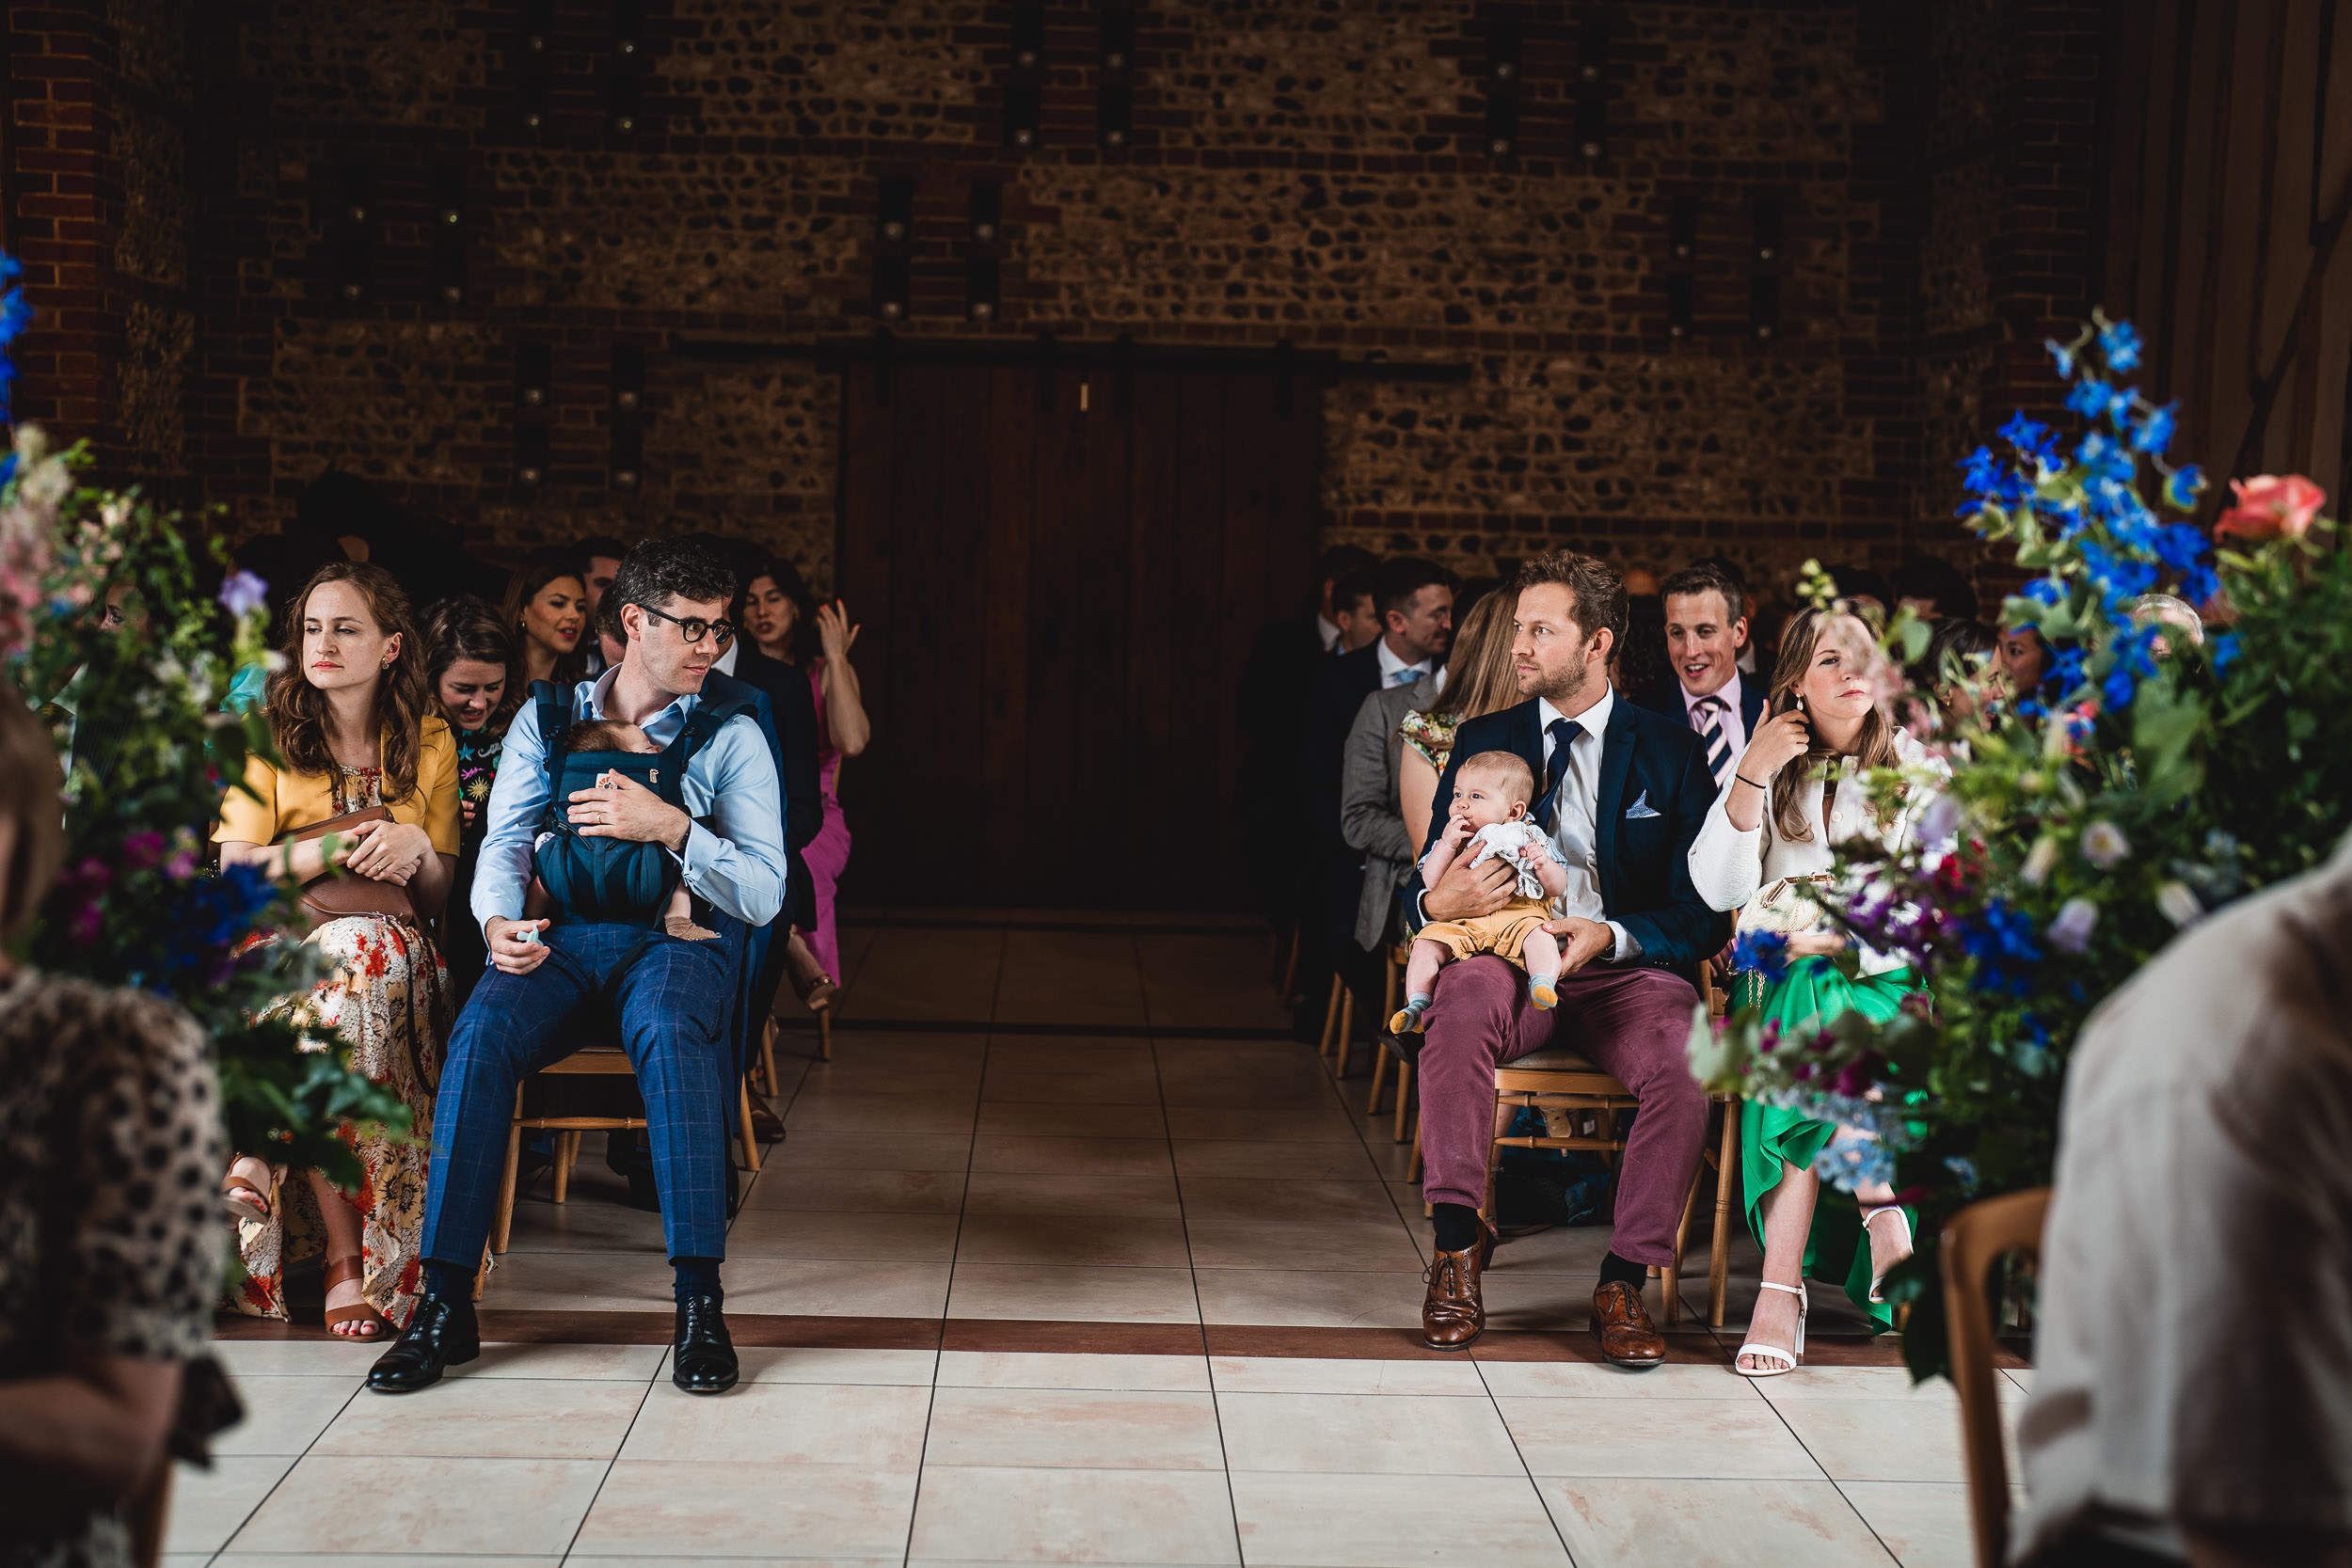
left=264, top=562, right=433, bottom=804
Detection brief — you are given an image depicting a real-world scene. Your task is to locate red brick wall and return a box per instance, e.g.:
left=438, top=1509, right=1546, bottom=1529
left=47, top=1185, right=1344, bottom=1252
left=4, top=1, right=2117, bottom=610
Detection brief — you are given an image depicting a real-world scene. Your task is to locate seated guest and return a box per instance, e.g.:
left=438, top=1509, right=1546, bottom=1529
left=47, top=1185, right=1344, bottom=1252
left=501, top=546, right=590, bottom=691
left=215, top=563, right=459, bottom=1338
left=1392, top=750, right=1573, bottom=1031
left=576, top=535, right=628, bottom=674
left=1890, top=554, right=1979, bottom=623
left=1396, top=592, right=1530, bottom=858
left=1997, top=621, right=2050, bottom=700
left=0, top=686, right=230, bottom=1567
left=421, top=595, right=516, bottom=1004
left=2018, top=834, right=2352, bottom=1568
left=740, top=555, right=865, bottom=1004
left=1409, top=550, right=1728, bottom=1362
left=368, top=537, right=785, bottom=1397
left=1328, top=566, right=1381, bottom=653
left=1916, top=617, right=1996, bottom=728
left=1341, top=590, right=1516, bottom=965
left=1687, top=607, right=1930, bottom=1374
left=2128, top=591, right=2205, bottom=657
left=1632, top=561, right=1767, bottom=793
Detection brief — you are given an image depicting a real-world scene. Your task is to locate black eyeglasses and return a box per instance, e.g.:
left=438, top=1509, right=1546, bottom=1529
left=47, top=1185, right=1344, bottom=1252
left=634, top=603, right=736, bottom=647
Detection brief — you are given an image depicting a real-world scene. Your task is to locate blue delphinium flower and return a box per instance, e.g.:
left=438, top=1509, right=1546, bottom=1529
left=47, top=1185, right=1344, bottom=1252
left=2074, top=430, right=2137, bottom=483
left=2131, top=401, right=2176, bottom=454
left=1731, top=929, right=1791, bottom=986
left=2162, top=465, right=2206, bottom=511
left=2099, top=318, right=2142, bottom=372
left=1960, top=445, right=2004, bottom=498
left=1961, top=898, right=2042, bottom=995
left=1997, top=411, right=2059, bottom=466
left=2045, top=338, right=2077, bottom=378
left=2211, top=632, right=2240, bottom=674
left=2023, top=577, right=2065, bottom=606
left=2064, top=377, right=2111, bottom=420
left=2049, top=646, right=2087, bottom=691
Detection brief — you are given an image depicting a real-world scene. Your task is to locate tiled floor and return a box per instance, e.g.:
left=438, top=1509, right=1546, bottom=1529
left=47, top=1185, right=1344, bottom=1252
left=190, top=911, right=2015, bottom=1567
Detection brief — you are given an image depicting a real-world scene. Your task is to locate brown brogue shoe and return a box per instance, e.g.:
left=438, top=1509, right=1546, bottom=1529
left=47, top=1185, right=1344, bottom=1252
left=1591, top=1279, right=1666, bottom=1369
left=1422, top=1218, right=1500, bottom=1352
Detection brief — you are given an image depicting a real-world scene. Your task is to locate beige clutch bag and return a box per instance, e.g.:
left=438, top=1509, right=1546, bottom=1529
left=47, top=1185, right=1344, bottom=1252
left=1738, top=873, right=1836, bottom=936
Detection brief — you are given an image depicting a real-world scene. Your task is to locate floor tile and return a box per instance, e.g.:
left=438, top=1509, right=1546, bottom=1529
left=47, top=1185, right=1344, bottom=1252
left=986, top=1039, right=1158, bottom=1073
left=206, top=1339, right=383, bottom=1378
left=209, top=1375, right=359, bottom=1455
left=1176, top=1176, right=1406, bottom=1223
left=982, top=1063, right=1163, bottom=1105
left=784, top=1092, right=979, bottom=1136
left=977, top=1101, right=1168, bottom=1139
left=758, top=1131, right=976, bottom=1172
left=1168, top=1138, right=1382, bottom=1180
left=310, top=1377, right=647, bottom=1460
left=1191, top=1268, right=1427, bottom=1329
left=1228, top=1471, right=1570, bottom=1567
left=1207, top=1356, right=1486, bottom=1396
left=924, top=1386, right=1225, bottom=1470
left=1752, top=1366, right=1969, bottom=1402
left=833, top=929, right=1003, bottom=1023
left=214, top=1558, right=563, bottom=1568
left=477, top=1250, right=688, bottom=1312
left=166, top=1456, right=294, bottom=1555
left=1477, top=1361, right=1758, bottom=1400
left=453, top=1341, right=672, bottom=1380
left=908, top=1465, right=1240, bottom=1565
left=955, top=1212, right=1193, bottom=1268
left=620, top=1381, right=933, bottom=1467
left=1162, top=1106, right=1362, bottom=1143
left=1216, top=1391, right=1525, bottom=1475
left=971, top=1135, right=1175, bottom=1178
left=724, top=1258, right=953, bottom=1319
left=1764, top=1396, right=1983, bottom=1484
left=1182, top=1215, right=1424, bottom=1272
left=946, top=1264, right=1201, bottom=1324
left=227, top=1455, right=606, bottom=1555
left=962, top=1172, right=1182, bottom=1219
left=501, top=1189, right=672, bottom=1253
left=1500, top=1396, right=1825, bottom=1480
left=738, top=1167, right=969, bottom=1214
left=937, top=1351, right=1212, bottom=1391
left=573, top=1461, right=919, bottom=1558
left=1836, top=1481, right=1980, bottom=1568
left=725, top=1208, right=963, bottom=1261
left=1484, top=1223, right=1620, bottom=1276
left=1536, top=1477, right=1898, bottom=1567
left=730, top=1346, right=941, bottom=1385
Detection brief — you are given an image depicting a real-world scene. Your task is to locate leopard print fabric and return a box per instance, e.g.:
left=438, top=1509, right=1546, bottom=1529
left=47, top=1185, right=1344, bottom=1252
left=0, top=972, right=225, bottom=1568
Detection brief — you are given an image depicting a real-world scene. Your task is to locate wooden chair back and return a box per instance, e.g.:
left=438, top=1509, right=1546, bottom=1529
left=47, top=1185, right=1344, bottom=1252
left=1940, top=1185, right=2050, bottom=1568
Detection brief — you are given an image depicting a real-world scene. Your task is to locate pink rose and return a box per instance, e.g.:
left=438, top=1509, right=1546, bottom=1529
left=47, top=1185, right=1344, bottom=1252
left=2215, top=473, right=2325, bottom=544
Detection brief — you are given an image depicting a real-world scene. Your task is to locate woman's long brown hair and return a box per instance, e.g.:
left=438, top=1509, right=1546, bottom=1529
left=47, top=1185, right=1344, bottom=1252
left=1763, top=605, right=1899, bottom=843
left=500, top=547, right=590, bottom=690
left=1422, top=590, right=1520, bottom=727
left=264, top=562, right=432, bottom=803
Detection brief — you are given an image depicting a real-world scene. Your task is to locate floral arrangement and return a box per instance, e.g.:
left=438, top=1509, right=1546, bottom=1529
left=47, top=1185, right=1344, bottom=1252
left=0, top=258, right=409, bottom=1194
left=1691, top=314, right=2352, bottom=1378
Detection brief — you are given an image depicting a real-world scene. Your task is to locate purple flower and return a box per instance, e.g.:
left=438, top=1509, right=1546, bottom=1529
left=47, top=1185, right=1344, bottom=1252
left=218, top=570, right=269, bottom=619
left=2046, top=897, right=2098, bottom=955
left=120, top=831, right=167, bottom=871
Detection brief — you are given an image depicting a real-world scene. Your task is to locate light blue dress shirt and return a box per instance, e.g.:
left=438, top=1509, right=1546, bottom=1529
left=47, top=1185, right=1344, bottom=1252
left=471, top=668, right=788, bottom=937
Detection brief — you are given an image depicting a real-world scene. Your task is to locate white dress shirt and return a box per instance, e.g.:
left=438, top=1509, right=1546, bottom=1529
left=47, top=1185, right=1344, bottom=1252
left=712, top=638, right=739, bottom=675
left=1680, top=670, right=1749, bottom=764
left=1534, top=685, right=1635, bottom=960
left=1316, top=613, right=1342, bottom=654
left=1376, top=638, right=1434, bottom=689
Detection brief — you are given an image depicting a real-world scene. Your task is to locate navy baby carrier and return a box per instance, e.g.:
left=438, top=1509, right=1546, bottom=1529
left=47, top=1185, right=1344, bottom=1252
left=526, top=674, right=787, bottom=1080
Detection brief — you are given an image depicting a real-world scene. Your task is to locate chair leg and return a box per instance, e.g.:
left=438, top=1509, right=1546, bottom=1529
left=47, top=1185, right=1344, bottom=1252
left=1709, top=1098, right=1740, bottom=1328
left=1279, top=927, right=1300, bottom=1000
left=492, top=1086, right=524, bottom=1255
left=1662, top=1143, right=1709, bottom=1328
left=471, top=1240, right=490, bottom=1301
left=550, top=1129, right=578, bottom=1206
left=1368, top=1039, right=1391, bottom=1116
left=737, top=1080, right=763, bottom=1173
left=1334, top=988, right=1357, bottom=1077
left=1393, top=1061, right=1414, bottom=1143
left=1383, top=952, right=1399, bottom=1030
left=817, top=1004, right=834, bottom=1063
left=1319, top=974, right=1343, bottom=1060
left=760, top=1016, right=781, bottom=1096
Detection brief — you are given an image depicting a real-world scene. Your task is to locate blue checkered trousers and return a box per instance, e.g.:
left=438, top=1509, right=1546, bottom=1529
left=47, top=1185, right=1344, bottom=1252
left=421, top=914, right=746, bottom=1268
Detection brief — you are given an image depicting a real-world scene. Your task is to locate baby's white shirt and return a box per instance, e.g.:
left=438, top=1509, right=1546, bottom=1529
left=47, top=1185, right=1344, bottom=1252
left=1421, top=819, right=1564, bottom=904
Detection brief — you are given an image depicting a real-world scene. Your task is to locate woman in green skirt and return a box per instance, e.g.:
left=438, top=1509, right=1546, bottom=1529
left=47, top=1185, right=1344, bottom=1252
left=1688, top=606, right=1934, bottom=1376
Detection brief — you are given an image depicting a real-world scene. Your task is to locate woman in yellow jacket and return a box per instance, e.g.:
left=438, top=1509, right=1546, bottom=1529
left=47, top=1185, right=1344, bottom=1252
left=215, top=562, right=459, bottom=1338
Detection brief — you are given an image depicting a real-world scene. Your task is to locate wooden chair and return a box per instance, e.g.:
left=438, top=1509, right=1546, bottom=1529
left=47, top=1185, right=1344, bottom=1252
left=489, top=1043, right=764, bottom=1257
left=1405, top=967, right=1741, bottom=1326
left=1367, top=942, right=1408, bottom=1117
left=1943, top=1185, right=2050, bottom=1568
left=1317, top=973, right=1357, bottom=1074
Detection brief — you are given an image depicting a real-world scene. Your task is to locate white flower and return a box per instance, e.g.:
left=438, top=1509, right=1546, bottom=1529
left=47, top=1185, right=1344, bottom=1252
left=2046, top=897, right=2098, bottom=953
left=2081, top=821, right=2131, bottom=868
left=2155, top=880, right=2203, bottom=928
left=2022, top=836, right=2058, bottom=887
left=1918, top=792, right=1962, bottom=847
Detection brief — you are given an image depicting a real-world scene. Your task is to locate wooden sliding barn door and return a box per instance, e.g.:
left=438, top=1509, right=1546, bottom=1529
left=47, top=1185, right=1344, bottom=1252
left=836, top=358, right=1319, bottom=909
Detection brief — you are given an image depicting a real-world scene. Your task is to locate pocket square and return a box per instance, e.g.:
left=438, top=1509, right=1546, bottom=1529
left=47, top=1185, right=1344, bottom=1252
left=1623, top=791, right=1661, bottom=820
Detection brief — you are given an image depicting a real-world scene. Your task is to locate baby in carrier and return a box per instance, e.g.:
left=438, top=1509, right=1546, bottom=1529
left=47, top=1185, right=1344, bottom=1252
left=522, top=718, right=717, bottom=942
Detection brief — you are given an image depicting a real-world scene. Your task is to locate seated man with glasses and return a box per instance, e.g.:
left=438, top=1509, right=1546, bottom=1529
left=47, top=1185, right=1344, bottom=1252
left=369, top=536, right=787, bottom=1397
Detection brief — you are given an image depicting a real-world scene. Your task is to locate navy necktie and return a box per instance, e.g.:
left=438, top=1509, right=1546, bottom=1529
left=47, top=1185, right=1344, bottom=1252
left=1532, top=718, right=1583, bottom=833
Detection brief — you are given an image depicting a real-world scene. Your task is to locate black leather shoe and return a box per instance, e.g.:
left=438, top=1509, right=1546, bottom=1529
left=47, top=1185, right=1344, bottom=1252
left=366, top=1292, right=480, bottom=1393
left=672, top=1292, right=739, bottom=1394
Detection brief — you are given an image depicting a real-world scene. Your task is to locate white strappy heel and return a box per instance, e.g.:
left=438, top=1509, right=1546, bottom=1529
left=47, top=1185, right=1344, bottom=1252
left=1862, top=1205, right=1914, bottom=1305
left=1733, top=1280, right=1807, bottom=1377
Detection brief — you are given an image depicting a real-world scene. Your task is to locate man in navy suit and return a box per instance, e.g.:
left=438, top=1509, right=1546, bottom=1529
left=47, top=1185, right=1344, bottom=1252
left=1412, top=550, right=1730, bottom=1366
left=1629, top=560, right=1767, bottom=791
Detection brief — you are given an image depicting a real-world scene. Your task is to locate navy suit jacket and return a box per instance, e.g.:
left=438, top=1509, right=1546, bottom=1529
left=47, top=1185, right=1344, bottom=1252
left=1418, top=691, right=1730, bottom=969
left=1309, top=642, right=1388, bottom=856
left=1629, top=675, right=1767, bottom=753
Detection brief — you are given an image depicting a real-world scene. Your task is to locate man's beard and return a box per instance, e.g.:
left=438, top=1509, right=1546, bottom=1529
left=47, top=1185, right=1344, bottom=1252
left=1526, top=656, right=1592, bottom=707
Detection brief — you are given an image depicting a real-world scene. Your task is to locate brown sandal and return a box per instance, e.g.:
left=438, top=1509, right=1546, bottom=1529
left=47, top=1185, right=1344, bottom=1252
left=222, top=1170, right=272, bottom=1222
left=322, top=1256, right=389, bottom=1338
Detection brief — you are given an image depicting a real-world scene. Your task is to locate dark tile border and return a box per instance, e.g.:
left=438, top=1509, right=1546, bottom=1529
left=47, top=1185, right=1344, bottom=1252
left=772, top=1017, right=1296, bottom=1040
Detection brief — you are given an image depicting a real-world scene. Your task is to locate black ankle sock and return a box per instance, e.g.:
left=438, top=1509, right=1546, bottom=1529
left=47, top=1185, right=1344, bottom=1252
left=672, top=1256, right=723, bottom=1304
left=1598, top=1250, right=1649, bottom=1291
left=1431, top=1203, right=1483, bottom=1254
left=421, top=1259, right=473, bottom=1301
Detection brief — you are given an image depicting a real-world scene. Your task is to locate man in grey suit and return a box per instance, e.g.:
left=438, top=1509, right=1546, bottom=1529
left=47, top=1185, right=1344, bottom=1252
left=1339, top=668, right=1444, bottom=959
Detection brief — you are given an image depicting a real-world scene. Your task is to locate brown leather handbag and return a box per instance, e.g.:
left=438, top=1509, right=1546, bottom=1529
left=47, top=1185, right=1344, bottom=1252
left=275, top=806, right=416, bottom=926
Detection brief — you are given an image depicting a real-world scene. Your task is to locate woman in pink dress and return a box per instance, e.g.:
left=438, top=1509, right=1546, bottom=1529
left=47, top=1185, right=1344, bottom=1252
left=742, top=561, right=870, bottom=994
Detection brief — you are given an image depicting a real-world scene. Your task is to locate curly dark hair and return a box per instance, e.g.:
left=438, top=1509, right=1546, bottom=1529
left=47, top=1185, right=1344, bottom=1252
left=747, top=555, right=823, bottom=666
left=610, top=535, right=739, bottom=628
left=264, top=562, right=434, bottom=804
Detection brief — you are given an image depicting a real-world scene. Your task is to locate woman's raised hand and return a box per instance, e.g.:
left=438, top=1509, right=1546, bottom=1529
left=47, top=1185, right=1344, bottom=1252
left=815, top=599, right=860, bottom=657
left=1742, top=707, right=1812, bottom=782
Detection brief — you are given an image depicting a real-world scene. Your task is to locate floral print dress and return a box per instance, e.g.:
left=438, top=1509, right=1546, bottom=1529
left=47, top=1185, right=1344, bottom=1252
left=228, top=764, right=451, bottom=1330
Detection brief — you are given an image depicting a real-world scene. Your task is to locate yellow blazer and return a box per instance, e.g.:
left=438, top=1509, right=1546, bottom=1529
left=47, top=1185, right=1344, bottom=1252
left=215, top=714, right=462, bottom=858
